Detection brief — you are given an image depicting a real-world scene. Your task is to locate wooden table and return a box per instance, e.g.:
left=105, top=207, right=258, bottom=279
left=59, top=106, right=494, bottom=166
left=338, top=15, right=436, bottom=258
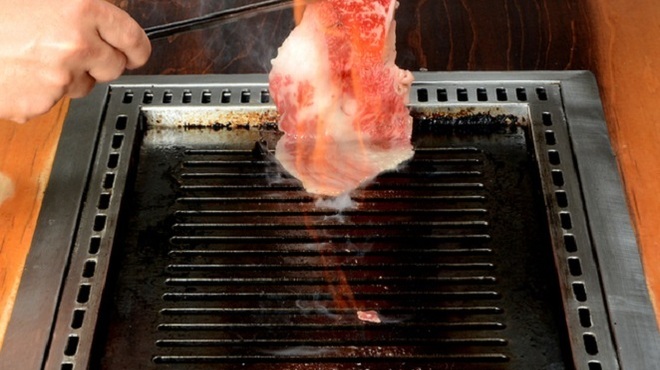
left=1, top=0, right=659, bottom=349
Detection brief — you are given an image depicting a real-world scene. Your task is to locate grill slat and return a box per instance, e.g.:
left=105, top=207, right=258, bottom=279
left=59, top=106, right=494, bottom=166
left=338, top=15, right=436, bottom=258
left=159, top=307, right=504, bottom=315
left=165, top=262, right=496, bottom=271
left=161, top=291, right=502, bottom=301
left=174, top=208, right=488, bottom=216
left=155, top=338, right=508, bottom=346
left=172, top=221, right=488, bottom=230
left=152, top=354, right=510, bottom=364
left=167, top=248, right=494, bottom=257
left=164, top=276, right=498, bottom=285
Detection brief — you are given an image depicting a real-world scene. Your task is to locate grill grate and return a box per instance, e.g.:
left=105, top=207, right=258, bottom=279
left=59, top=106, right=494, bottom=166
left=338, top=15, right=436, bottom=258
left=7, top=73, right=658, bottom=370
left=82, top=106, right=574, bottom=369
left=156, top=144, right=505, bottom=366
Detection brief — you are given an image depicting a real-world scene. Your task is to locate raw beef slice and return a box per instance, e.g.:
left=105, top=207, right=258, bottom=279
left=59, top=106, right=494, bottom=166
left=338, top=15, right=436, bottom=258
left=269, top=0, right=414, bottom=196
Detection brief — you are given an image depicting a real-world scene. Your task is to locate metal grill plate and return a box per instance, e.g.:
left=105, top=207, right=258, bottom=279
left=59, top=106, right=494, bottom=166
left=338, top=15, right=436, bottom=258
left=2, top=72, right=659, bottom=370
left=98, top=111, right=564, bottom=369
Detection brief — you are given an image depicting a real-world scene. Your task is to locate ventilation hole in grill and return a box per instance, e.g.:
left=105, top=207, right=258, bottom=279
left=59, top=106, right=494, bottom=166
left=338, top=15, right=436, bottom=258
left=516, top=87, right=527, bottom=101
left=115, top=115, right=127, bottom=130
left=589, top=361, right=603, bottom=370
left=201, top=90, right=212, bottom=104
left=61, top=363, right=73, bottom=370
left=560, top=212, right=573, bottom=229
left=97, top=193, right=110, bottom=210
left=221, top=89, right=231, bottom=103
left=543, top=112, right=554, bottom=126
left=568, top=257, right=582, bottom=276
left=89, top=237, right=101, bottom=254
left=142, top=91, right=153, bottom=104
left=477, top=87, right=488, bottom=101
left=162, top=91, right=173, bottom=104
left=578, top=307, right=592, bottom=328
left=77, top=284, right=91, bottom=304
left=103, top=173, right=115, bottom=189
left=556, top=190, right=568, bottom=208
left=573, top=282, right=587, bottom=302
left=545, top=130, right=557, bottom=145
left=64, top=335, right=79, bottom=356
left=564, top=234, right=578, bottom=252
left=122, top=91, right=133, bottom=104
left=107, top=153, right=119, bottom=169
left=457, top=88, right=468, bottom=101
left=583, top=333, right=599, bottom=355
left=417, top=88, right=429, bottom=102
left=260, top=89, right=270, bottom=103
left=536, top=87, right=548, bottom=100
left=240, top=90, right=251, bottom=103
left=111, top=134, right=123, bottom=149
left=182, top=90, right=192, bottom=104
left=496, top=87, right=508, bottom=101
left=552, top=170, right=565, bottom=186
left=82, top=260, right=97, bottom=278
left=71, top=309, right=85, bottom=329
left=548, top=150, right=561, bottom=165
left=93, top=215, right=106, bottom=232
left=437, top=88, right=448, bottom=101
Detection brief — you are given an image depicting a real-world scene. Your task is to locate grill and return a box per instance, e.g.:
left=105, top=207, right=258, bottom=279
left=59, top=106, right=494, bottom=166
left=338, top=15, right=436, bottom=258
left=2, top=72, right=658, bottom=370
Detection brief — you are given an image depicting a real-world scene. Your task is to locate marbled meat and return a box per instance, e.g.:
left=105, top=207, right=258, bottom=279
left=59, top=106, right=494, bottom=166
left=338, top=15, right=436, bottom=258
left=269, top=0, right=414, bottom=196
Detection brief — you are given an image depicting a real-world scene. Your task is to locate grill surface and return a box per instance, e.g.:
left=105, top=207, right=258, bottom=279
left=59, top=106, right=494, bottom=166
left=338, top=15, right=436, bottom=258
left=93, top=116, right=568, bottom=369
left=3, top=72, right=659, bottom=370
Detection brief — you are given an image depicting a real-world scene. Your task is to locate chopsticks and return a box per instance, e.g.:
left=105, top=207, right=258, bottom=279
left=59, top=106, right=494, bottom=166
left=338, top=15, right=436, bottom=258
left=144, top=0, right=294, bottom=40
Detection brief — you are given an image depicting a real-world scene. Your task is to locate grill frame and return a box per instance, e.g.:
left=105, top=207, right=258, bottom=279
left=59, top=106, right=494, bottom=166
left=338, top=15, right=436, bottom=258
left=1, top=71, right=658, bottom=370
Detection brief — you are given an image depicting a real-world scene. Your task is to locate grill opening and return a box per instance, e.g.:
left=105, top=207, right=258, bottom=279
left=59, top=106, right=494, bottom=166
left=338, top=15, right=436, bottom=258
left=82, top=104, right=578, bottom=369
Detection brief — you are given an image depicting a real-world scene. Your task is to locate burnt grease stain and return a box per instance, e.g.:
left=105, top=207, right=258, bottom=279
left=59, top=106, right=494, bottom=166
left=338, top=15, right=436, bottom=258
left=177, top=113, right=519, bottom=138
left=413, top=113, right=520, bottom=136
left=179, top=113, right=520, bottom=139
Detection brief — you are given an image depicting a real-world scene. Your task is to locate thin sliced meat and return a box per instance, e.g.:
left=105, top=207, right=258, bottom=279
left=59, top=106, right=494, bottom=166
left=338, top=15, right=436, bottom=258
left=269, top=0, right=414, bottom=196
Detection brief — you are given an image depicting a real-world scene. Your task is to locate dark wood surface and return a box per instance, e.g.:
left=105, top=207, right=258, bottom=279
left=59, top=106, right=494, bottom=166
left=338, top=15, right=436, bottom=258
left=2, top=0, right=659, bottom=347
left=121, top=0, right=595, bottom=74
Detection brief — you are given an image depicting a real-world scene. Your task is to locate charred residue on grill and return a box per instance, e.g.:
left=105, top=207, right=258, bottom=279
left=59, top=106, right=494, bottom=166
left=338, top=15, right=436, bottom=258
left=413, top=112, right=521, bottom=136
left=183, top=121, right=280, bottom=131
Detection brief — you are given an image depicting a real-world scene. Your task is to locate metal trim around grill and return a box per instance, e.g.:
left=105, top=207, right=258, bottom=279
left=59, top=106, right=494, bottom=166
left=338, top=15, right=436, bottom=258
left=1, top=71, right=658, bottom=370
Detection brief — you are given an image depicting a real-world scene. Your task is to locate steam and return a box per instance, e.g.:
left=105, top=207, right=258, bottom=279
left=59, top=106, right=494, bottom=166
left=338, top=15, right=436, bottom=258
left=0, top=172, right=15, bottom=206
left=315, top=193, right=357, bottom=211
left=295, top=299, right=341, bottom=320
left=206, top=1, right=293, bottom=73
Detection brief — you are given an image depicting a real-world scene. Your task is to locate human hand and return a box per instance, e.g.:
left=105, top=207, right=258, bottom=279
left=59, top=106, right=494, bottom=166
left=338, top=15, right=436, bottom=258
left=0, top=0, right=151, bottom=123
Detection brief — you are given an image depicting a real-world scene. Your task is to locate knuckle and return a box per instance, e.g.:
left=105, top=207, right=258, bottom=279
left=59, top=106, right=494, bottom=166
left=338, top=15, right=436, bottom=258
left=53, top=33, right=93, bottom=66
left=92, top=53, right=127, bottom=82
left=123, top=28, right=151, bottom=66
left=48, top=69, right=75, bottom=89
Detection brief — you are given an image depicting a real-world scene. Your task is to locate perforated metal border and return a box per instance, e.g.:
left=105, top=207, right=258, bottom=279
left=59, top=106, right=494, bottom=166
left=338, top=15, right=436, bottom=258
left=411, top=79, right=618, bottom=370
left=3, top=72, right=658, bottom=370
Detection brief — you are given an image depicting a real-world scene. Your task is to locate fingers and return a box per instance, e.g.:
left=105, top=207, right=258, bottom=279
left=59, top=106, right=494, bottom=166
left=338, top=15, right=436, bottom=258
left=0, top=0, right=150, bottom=122
left=65, top=72, right=96, bottom=99
left=63, top=0, right=150, bottom=98
left=94, top=0, right=151, bottom=70
left=86, top=43, right=127, bottom=82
